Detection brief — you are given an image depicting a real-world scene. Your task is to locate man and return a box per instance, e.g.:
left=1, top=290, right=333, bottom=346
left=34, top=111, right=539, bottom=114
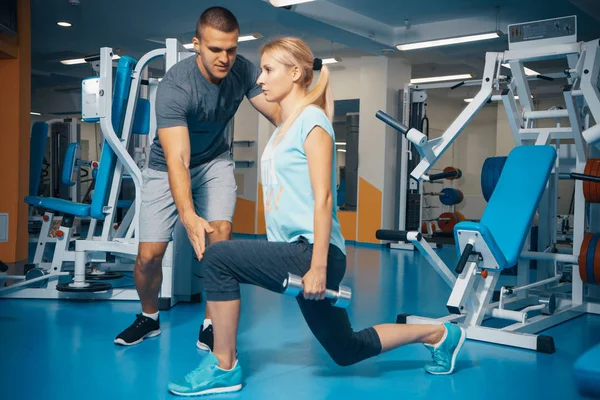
left=114, top=6, right=279, bottom=349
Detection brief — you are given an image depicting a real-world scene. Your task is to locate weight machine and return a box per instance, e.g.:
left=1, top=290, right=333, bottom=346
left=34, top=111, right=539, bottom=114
left=376, top=16, right=600, bottom=352
left=2, top=39, right=204, bottom=310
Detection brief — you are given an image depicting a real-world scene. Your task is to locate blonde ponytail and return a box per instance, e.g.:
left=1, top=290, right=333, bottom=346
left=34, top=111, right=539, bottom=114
left=260, top=38, right=334, bottom=140
left=305, top=63, right=334, bottom=121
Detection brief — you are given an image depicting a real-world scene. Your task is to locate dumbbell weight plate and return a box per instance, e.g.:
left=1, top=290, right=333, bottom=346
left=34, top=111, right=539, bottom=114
left=439, top=188, right=464, bottom=206
left=583, top=159, right=600, bottom=203
left=443, top=166, right=462, bottom=180
left=282, top=273, right=352, bottom=308
left=333, top=285, right=352, bottom=308
left=580, top=232, right=600, bottom=285
left=438, top=212, right=459, bottom=233
left=481, top=157, right=507, bottom=202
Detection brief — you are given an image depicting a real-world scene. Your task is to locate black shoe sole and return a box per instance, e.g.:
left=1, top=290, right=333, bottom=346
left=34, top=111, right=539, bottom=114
left=114, top=329, right=161, bottom=346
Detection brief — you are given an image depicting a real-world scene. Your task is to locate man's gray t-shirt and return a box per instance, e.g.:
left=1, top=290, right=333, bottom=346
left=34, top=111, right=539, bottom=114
left=150, top=54, right=262, bottom=171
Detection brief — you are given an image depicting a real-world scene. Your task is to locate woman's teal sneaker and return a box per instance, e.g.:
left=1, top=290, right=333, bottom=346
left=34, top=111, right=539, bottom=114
left=424, top=322, right=466, bottom=375
left=168, top=353, right=242, bottom=396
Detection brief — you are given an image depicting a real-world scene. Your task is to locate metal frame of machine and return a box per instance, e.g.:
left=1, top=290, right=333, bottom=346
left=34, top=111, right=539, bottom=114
left=377, top=17, right=600, bottom=352
left=1, top=39, right=203, bottom=310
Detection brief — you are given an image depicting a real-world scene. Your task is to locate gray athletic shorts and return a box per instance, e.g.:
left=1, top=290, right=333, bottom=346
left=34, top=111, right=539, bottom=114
left=138, top=151, right=237, bottom=242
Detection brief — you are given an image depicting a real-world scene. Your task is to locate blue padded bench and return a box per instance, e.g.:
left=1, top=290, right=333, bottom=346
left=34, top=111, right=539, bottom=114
left=454, top=146, right=557, bottom=270
left=574, top=343, right=600, bottom=398
left=27, top=55, right=147, bottom=220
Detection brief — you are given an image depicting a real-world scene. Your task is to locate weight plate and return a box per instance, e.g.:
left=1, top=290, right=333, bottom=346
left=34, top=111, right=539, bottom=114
left=440, top=188, right=464, bottom=205
left=583, top=159, right=600, bottom=203
left=595, top=236, right=600, bottom=285
left=481, top=157, right=507, bottom=202
left=585, top=233, right=600, bottom=285
left=443, top=167, right=462, bottom=180
left=580, top=233, right=592, bottom=284
left=56, top=281, right=112, bottom=293
left=86, top=271, right=124, bottom=281
left=438, top=212, right=458, bottom=233
left=596, top=159, right=600, bottom=202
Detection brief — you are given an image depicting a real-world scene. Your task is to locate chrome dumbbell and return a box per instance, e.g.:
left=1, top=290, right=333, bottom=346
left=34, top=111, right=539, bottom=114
left=282, top=272, right=352, bottom=308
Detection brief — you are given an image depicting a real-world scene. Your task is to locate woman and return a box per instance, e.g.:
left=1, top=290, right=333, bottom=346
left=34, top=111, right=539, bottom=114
left=168, top=37, right=466, bottom=397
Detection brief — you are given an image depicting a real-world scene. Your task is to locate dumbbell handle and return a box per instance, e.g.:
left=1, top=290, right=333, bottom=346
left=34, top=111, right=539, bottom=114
left=428, top=170, right=459, bottom=181
left=282, top=273, right=352, bottom=308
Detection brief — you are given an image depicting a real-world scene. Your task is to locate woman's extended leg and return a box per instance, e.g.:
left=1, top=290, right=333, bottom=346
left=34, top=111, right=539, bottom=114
left=297, top=244, right=466, bottom=373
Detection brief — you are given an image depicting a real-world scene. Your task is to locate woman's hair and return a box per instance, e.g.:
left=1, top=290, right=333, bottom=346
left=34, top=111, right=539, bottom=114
left=260, top=37, right=333, bottom=136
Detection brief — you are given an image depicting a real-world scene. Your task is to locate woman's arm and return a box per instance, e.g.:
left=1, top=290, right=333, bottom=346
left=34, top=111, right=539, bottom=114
left=302, top=125, right=334, bottom=300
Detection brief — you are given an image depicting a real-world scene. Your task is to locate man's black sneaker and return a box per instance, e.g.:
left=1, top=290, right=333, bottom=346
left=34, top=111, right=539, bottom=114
left=114, top=314, right=161, bottom=346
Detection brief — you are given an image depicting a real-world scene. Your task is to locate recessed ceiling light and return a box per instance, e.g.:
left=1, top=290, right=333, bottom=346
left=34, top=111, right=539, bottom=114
left=30, top=112, right=41, bottom=116
left=57, top=21, right=72, bottom=27
left=60, top=54, right=121, bottom=65
left=269, top=0, right=315, bottom=6
left=183, top=33, right=263, bottom=49
left=396, top=32, right=502, bottom=51
left=321, top=57, right=341, bottom=65
left=410, top=74, right=473, bottom=84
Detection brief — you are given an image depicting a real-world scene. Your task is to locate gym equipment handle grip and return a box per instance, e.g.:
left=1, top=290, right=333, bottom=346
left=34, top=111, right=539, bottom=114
left=375, top=110, right=409, bottom=135
left=570, top=172, right=600, bottom=184
left=429, top=170, right=457, bottom=181
left=455, top=243, right=474, bottom=274
left=375, top=230, right=421, bottom=242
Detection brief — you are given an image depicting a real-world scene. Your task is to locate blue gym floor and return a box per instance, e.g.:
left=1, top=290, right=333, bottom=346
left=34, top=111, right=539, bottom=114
left=1, top=243, right=599, bottom=400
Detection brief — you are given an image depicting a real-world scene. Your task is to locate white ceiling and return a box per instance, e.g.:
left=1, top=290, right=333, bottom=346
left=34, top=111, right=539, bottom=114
left=30, top=0, right=600, bottom=113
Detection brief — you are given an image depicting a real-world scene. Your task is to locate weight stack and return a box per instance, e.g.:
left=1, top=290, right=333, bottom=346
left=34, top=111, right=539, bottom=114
left=406, top=193, right=421, bottom=231
left=404, top=100, right=425, bottom=232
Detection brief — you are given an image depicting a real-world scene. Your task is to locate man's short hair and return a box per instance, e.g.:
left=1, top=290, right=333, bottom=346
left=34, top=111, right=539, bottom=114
left=196, top=7, right=240, bottom=38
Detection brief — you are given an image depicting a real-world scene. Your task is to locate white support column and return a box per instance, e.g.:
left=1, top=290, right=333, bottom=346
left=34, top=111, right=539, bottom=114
left=464, top=269, right=500, bottom=326
left=446, top=261, right=479, bottom=315
left=500, top=89, right=523, bottom=146
left=33, top=212, right=54, bottom=265
left=508, top=61, right=534, bottom=114
left=357, top=56, right=411, bottom=244
left=580, top=40, right=600, bottom=148
left=49, top=226, right=74, bottom=273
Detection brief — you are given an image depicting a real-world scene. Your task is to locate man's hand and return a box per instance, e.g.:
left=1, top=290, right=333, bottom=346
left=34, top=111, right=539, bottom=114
left=183, top=214, right=215, bottom=260
left=301, top=266, right=327, bottom=301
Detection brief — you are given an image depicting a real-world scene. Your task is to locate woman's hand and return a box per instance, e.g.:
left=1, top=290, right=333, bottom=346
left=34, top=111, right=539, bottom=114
left=302, top=266, right=327, bottom=300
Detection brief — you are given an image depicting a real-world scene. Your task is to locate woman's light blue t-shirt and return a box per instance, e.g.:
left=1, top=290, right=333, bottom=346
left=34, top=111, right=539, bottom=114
left=260, top=105, right=346, bottom=255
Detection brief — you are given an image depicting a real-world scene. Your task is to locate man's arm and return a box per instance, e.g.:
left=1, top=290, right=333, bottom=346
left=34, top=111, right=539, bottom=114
left=249, top=94, right=281, bottom=126
left=159, top=126, right=213, bottom=258
left=158, top=126, right=195, bottom=221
